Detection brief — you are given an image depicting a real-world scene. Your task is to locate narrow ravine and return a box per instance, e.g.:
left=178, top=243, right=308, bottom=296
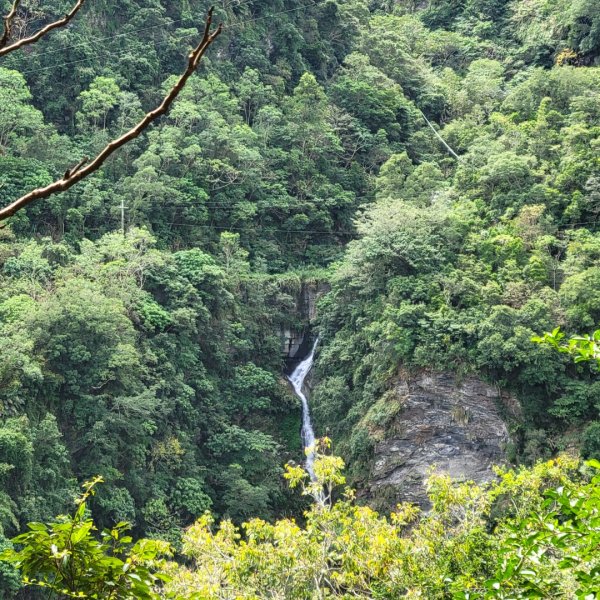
left=287, top=337, right=319, bottom=480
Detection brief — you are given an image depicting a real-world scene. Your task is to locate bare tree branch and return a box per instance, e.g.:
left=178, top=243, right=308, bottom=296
left=0, top=0, right=21, bottom=50
left=0, top=0, right=85, bottom=57
left=0, top=7, right=223, bottom=223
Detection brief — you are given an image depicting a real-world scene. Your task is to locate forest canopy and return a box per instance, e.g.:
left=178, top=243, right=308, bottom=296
left=0, top=0, right=599, bottom=597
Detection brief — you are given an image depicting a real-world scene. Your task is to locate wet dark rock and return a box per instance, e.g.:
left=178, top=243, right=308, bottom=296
left=280, top=282, right=329, bottom=360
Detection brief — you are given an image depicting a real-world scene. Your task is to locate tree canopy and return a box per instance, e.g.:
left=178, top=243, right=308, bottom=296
left=0, top=0, right=599, bottom=597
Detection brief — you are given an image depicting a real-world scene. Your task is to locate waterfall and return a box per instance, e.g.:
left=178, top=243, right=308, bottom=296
left=287, top=337, right=319, bottom=480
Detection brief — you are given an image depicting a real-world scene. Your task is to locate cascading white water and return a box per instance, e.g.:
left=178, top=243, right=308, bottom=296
left=287, top=337, right=319, bottom=480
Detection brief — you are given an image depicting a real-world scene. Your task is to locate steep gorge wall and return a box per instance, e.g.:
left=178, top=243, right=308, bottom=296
left=285, top=284, right=517, bottom=509
left=280, top=282, right=329, bottom=361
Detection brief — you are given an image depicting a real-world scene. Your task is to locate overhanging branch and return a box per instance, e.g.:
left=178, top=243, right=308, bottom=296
left=0, top=7, right=222, bottom=222
left=0, top=0, right=21, bottom=51
left=0, top=0, right=86, bottom=57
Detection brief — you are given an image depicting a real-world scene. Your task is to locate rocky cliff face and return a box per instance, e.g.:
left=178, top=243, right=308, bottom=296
left=280, top=282, right=329, bottom=360
left=363, top=371, right=515, bottom=509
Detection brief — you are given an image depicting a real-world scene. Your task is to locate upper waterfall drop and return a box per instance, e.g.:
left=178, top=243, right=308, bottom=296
left=287, top=337, right=319, bottom=480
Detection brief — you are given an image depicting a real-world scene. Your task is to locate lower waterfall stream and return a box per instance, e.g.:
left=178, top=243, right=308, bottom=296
left=287, top=338, right=319, bottom=480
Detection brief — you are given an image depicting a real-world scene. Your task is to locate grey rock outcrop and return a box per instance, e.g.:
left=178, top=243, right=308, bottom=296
left=365, top=371, right=515, bottom=508
left=280, top=282, right=329, bottom=359
left=280, top=327, right=307, bottom=360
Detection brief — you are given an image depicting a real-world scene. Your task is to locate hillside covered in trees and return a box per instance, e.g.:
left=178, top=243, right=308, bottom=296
left=0, top=0, right=599, bottom=597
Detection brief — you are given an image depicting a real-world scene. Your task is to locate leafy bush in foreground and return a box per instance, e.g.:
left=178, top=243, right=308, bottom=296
left=3, top=442, right=599, bottom=599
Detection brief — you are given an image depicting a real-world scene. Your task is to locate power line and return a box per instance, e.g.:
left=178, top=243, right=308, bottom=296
left=19, top=0, right=321, bottom=77
left=136, top=222, right=355, bottom=236
left=92, top=217, right=357, bottom=236
left=12, top=0, right=262, bottom=61
left=560, top=220, right=600, bottom=229
left=134, top=218, right=599, bottom=235
left=125, top=200, right=361, bottom=209
left=18, top=18, right=186, bottom=63
left=419, top=111, right=460, bottom=161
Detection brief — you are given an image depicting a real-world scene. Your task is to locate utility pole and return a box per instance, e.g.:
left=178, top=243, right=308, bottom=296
left=120, top=198, right=127, bottom=237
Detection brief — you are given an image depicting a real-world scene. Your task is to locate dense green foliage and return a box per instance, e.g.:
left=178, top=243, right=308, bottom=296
left=1, top=0, right=600, bottom=596
left=0, top=227, right=306, bottom=536
left=534, top=327, right=600, bottom=367
left=1, top=476, right=170, bottom=599
left=4, top=448, right=600, bottom=599
left=309, top=4, right=600, bottom=481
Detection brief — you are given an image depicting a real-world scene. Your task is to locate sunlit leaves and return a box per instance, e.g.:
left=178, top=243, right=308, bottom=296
left=1, top=477, right=171, bottom=599
left=533, top=327, right=600, bottom=368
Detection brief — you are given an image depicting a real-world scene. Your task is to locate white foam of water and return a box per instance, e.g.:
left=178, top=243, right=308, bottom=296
left=287, top=337, right=319, bottom=479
